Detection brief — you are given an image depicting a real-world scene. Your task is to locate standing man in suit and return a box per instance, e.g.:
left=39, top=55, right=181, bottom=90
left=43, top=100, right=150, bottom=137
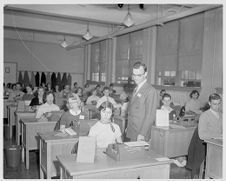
left=126, top=61, right=158, bottom=141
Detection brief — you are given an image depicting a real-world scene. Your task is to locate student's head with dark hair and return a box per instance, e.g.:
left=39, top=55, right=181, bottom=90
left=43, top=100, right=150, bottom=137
left=16, top=82, right=22, bottom=90
left=160, top=89, right=166, bottom=97
left=76, top=87, right=83, bottom=94
left=25, top=84, right=33, bottom=94
left=95, top=84, right=101, bottom=89
left=208, top=93, right=221, bottom=112
left=162, top=93, right=172, bottom=107
left=102, top=86, right=110, bottom=96
left=73, top=82, right=78, bottom=87
left=37, top=86, right=45, bottom=97
left=189, top=90, right=200, bottom=99
left=44, top=91, right=55, bottom=104
left=98, top=101, right=114, bottom=122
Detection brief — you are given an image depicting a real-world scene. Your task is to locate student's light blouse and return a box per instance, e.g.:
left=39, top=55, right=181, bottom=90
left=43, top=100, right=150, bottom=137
left=185, top=99, right=202, bottom=114
left=35, top=102, right=60, bottom=118
left=88, top=121, right=122, bottom=148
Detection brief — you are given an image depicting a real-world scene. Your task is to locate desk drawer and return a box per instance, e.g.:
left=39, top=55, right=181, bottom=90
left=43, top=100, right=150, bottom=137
left=72, top=164, right=170, bottom=179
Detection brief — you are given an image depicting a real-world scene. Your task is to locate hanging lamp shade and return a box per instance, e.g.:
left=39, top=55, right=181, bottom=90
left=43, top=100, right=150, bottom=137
left=60, top=35, right=68, bottom=48
left=83, top=24, right=93, bottom=40
left=123, top=5, right=134, bottom=27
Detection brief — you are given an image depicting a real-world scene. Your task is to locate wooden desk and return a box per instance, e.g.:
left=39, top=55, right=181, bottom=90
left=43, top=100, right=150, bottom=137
left=204, top=139, right=222, bottom=179
left=151, top=123, right=196, bottom=158
left=4, top=100, right=16, bottom=119
left=38, top=132, right=79, bottom=179
left=15, top=111, right=36, bottom=145
left=20, top=118, right=57, bottom=169
left=57, top=150, right=172, bottom=179
left=7, top=104, right=17, bottom=139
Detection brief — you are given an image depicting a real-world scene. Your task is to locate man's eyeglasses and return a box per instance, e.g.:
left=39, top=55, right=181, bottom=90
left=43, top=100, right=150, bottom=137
left=132, top=73, right=145, bottom=77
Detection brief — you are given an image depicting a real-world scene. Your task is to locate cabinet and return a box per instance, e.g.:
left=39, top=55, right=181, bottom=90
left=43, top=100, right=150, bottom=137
left=151, top=125, right=196, bottom=158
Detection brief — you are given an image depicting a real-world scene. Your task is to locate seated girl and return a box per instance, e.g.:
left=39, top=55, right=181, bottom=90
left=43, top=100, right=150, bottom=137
left=88, top=101, right=122, bottom=149
left=185, top=90, right=202, bottom=115
left=35, top=91, right=60, bottom=119
left=22, top=84, right=34, bottom=101
left=30, top=87, right=45, bottom=107
left=86, top=88, right=100, bottom=105
left=59, top=94, right=89, bottom=136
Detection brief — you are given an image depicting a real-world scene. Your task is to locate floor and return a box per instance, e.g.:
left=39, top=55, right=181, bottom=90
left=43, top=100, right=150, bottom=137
left=3, top=123, right=195, bottom=179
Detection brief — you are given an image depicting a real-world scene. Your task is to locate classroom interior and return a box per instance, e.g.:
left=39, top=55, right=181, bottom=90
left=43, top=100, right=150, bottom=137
left=2, top=3, right=223, bottom=179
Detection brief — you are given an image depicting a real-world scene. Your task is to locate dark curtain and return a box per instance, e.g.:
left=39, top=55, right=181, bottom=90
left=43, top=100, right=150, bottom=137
left=41, top=72, right=46, bottom=86
left=61, top=73, right=68, bottom=88
left=57, top=72, right=62, bottom=90
left=23, top=71, right=30, bottom=86
left=35, top=72, right=40, bottom=87
left=30, top=72, right=36, bottom=88
left=67, top=73, right=72, bottom=87
left=51, top=72, right=57, bottom=90
left=18, top=71, right=23, bottom=84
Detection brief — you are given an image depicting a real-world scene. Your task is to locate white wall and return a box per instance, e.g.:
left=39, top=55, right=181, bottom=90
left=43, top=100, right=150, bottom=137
left=4, top=38, right=85, bottom=87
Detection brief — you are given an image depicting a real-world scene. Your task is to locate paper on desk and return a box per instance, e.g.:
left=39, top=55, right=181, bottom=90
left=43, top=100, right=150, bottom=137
left=169, top=124, right=186, bottom=129
left=156, top=157, right=170, bottom=162
left=156, top=109, right=169, bottom=127
left=76, top=136, right=96, bottom=163
left=124, top=141, right=149, bottom=147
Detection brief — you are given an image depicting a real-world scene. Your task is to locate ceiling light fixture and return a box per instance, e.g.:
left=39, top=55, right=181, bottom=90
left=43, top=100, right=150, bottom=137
left=60, top=35, right=68, bottom=48
left=123, top=5, right=134, bottom=27
left=83, top=23, right=93, bottom=41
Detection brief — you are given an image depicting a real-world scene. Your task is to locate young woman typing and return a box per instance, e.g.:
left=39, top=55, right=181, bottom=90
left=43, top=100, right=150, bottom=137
left=88, top=101, right=122, bottom=149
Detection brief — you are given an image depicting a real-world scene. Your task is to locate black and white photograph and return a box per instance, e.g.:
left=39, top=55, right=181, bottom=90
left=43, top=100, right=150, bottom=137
left=1, top=0, right=224, bottom=179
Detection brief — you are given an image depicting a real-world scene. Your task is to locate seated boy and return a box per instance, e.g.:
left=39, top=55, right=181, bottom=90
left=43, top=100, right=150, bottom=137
left=198, top=93, right=222, bottom=140
left=161, top=93, right=177, bottom=121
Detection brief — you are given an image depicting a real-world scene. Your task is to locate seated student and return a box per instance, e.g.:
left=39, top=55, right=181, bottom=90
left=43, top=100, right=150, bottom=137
left=22, top=84, right=34, bottom=101
left=83, top=83, right=91, bottom=99
left=30, top=87, right=45, bottom=107
left=59, top=94, right=88, bottom=135
left=159, top=89, right=166, bottom=108
left=86, top=88, right=100, bottom=105
left=185, top=90, right=202, bottom=115
left=75, top=87, right=84, bottom=102
left=96, top=86, right=121, bottom=109
left=161, top=93, right=177, bottom=121
left=198, top=93, right=222, bottom=140
left=60, top=85, right=71, bottom=99
left=88, top=101, right=122, bottom=148
left=8, top=82, right=24, bottom=100
left=95, top=84, right=103, bottom=97
left=109, top=83, right=116, bottom=96
left=35, top=91, right=60, bottom=119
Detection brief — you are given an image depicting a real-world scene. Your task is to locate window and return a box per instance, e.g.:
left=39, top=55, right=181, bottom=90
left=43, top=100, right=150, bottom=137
left=115, top=30, right=144, bottom=84
left=90, top=40, right=107, bottom=82
left=156, top=14, right=204, bottom=87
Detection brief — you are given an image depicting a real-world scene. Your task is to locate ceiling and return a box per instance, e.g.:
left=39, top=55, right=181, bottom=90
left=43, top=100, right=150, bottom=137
left=3, top=4, right=219, bottom=48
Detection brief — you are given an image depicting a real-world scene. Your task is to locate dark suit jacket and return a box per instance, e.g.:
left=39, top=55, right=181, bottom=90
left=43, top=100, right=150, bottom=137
left=126, top=82, right=158, bottom=141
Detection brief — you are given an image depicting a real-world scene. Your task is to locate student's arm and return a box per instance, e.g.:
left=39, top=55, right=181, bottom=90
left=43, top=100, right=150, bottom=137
left=35, top=106, right=44, bottom=118
left=114, top=124, right=122, bottom=143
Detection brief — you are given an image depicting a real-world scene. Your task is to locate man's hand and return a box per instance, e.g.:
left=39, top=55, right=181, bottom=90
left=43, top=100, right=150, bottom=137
left=137, top=134, right=145, bottom=141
